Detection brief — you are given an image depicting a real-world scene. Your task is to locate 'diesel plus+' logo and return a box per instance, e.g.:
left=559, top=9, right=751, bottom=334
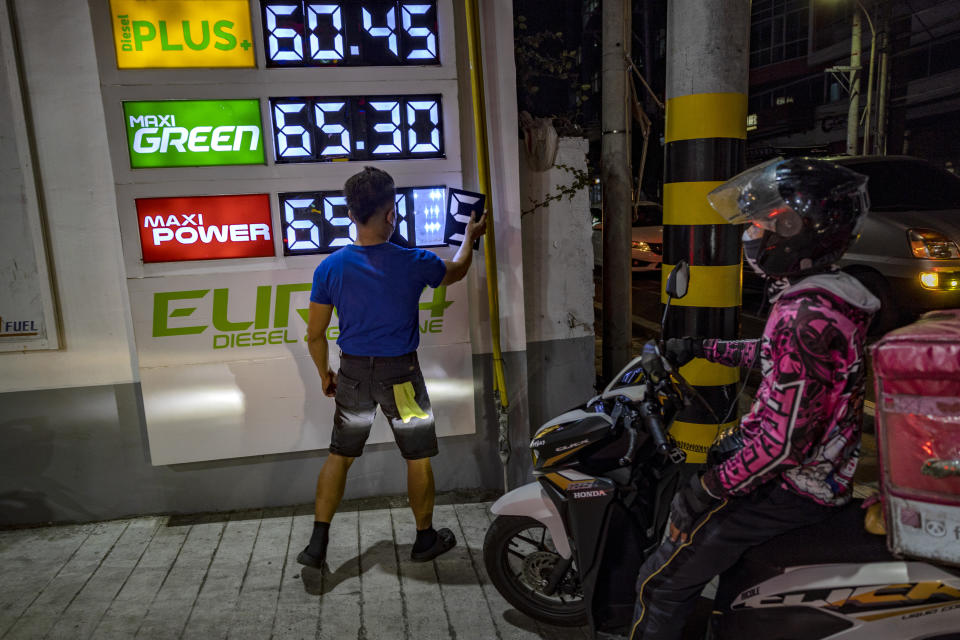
left=110, top=0, right=255, bottom=69
left=136, top=194, right=274, bottom=263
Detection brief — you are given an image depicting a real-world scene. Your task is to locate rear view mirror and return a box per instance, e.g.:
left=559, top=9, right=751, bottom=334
left=666, top=261, right=690, bottom=299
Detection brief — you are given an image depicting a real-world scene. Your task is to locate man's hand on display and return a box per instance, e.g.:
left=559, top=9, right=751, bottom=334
left=668, top=473, right=721, bottom=543
left=663, top=337, right=705, bottom=368
left=320, top=369, right=337, bottom=397
left=466, top=211, right=488, bottom=243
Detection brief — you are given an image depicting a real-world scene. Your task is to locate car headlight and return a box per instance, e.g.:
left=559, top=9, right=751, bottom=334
left=632, top=240, right=652, bottom=252
left=919, top=271, right=960, bottom=290
left=908, top=229, right=960, bottom=259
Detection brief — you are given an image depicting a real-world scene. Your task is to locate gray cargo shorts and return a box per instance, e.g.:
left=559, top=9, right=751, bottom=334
left=330, top=351, right=438, bottom=460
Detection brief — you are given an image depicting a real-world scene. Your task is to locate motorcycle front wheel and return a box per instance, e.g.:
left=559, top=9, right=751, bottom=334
left=483, top=515, right=587, bottom=627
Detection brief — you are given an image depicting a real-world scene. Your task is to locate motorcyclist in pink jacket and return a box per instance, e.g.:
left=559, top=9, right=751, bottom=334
left=629, top=158, right=881, bottom=640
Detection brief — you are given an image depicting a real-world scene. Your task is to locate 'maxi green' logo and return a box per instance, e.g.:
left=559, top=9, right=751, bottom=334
left=124, top=99, right=264, bottom=168
left=153, top=284, right=454, bottom=350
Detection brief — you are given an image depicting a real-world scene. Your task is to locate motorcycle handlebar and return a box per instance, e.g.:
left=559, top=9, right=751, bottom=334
left=618, top=413, right=639, bottom=466
left=641, top=402, right=671, bottom=454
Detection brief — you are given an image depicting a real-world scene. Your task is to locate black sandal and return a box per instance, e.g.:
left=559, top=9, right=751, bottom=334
left=410, top=527, right=456, bottom=562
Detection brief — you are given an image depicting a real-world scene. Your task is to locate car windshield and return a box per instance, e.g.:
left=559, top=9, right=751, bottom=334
left=633, top=204, right=662, bottom=226
left=843, top=161, right=960, bottom=211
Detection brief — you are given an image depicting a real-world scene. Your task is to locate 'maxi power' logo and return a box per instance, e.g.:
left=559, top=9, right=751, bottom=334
left=136, top=194, right=274, bottom=263
left=110, top=0, right=255, bottom=69
left=153, top=285, right=454, bottom=349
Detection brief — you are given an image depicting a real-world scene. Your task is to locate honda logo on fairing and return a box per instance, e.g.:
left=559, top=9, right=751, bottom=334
left=572, top=490, right=606, bottom=499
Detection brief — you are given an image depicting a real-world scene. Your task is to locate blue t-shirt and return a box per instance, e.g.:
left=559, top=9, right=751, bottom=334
left=310, top=243, right=447, bottom=356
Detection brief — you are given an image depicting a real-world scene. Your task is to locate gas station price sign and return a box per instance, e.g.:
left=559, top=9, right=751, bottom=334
left=123, top=99, right=265, bottom=168
left=136, top=194, right=274, bottom=263
left=261, top=1, right=439, bottom=67
left=280, top=186, right=446, bottom=255
left=271, top=95, right=443, bottom=163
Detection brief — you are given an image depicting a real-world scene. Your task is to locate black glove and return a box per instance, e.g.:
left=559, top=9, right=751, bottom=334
left=669, top=472, right=721, bottom=538
left=707, top=426, right=745, bottom=467
left=663, top=337, right=705, bottom=367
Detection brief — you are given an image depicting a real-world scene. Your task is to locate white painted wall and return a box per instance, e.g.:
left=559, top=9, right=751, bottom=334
left=1, top=1, right=135, bottom=392
left=460, top=0, right=528, bottom=355
left=520, top=137, right=595, bottom=344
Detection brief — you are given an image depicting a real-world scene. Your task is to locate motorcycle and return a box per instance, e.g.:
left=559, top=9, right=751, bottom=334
left=482, top=261, right=960, bottom=638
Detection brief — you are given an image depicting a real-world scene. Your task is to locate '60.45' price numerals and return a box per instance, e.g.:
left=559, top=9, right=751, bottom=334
left=261, top=1, right=439, bottom=67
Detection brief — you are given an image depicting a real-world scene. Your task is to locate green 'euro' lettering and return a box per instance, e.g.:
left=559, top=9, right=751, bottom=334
left=214, top=21, right=237, bottom=51
left=212, top=288, right=252, bottom=331
left=255, top=285, right=272, bottom=329
left=154, top=289, right=208, bottom=336
left=274, top=283, right=312, bottom=328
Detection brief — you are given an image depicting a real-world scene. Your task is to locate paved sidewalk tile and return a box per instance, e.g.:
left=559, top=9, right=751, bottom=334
left=4, top=521, right=128, bottom=640
left=181, top=510, right=262, bottom=640
left=0, top=500, right=592, bottom=640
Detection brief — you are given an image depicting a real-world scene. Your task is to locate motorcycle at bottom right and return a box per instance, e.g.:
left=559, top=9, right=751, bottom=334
left=712, top=308, right=960, bottom=639
left=483, top=266, right=960, bottom=639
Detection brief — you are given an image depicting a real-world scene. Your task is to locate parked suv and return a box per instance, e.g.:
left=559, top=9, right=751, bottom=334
left=830, top=156, right=960, bottom=332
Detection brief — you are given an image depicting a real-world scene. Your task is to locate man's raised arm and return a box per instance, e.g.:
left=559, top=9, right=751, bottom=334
left=440, top=212, right=487, bottom=286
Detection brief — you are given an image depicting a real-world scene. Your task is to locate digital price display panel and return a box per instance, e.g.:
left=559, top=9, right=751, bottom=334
left=261, top=1, right=439, bottom=67
left=136, top=194, right=274, bottom=263
left=280, top=186, right=446, bottom=255
left=271, top=94, right=443, bottom=163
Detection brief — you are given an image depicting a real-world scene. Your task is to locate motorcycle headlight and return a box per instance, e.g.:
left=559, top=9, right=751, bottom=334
left=908, top=228, right=960, bottom=259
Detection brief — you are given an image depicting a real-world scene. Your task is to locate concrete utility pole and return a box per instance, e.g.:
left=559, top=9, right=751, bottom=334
left=663, top=0, right=750, bottom=463
left=601, top=0, right=632, bottom=382
left=876, top=3, right=891, bottom=155
left=847, top=9, right=862, bottom=155
left=862, top=2, right=877, bottom=156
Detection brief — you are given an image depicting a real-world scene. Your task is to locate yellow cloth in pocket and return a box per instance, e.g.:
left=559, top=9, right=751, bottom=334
left=393, top=381, right=428, bottom=424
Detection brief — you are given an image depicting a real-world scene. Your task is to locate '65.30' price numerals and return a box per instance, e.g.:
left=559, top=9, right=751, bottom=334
left=270, top=94, right=443, bottom=163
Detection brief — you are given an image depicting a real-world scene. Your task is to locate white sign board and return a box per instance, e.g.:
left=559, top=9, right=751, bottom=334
left=127, top=268, right=475, bottom=464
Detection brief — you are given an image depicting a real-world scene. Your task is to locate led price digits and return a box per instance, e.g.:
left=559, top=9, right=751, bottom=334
left=280, top=186, right=446, bottom=256
left=261, top=1, right=438, bottom=67
left=270, top=95, right=443, bottom=163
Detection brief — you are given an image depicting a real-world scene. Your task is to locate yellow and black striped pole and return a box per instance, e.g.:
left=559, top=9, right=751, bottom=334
left=662, top=1, right=750, bottom=463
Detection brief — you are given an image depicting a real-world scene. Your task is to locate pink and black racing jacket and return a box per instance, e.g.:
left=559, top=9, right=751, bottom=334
left=700, top=272, right=881, bottom=506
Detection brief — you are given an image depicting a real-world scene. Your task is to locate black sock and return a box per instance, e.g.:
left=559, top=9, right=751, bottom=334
left=307, top=521, right=330, bottom=557
left=412, top=526, right=437, bottom=553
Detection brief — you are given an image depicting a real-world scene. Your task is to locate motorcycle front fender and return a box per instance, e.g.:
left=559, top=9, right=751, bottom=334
left=491, top=481, right=572, bottom=559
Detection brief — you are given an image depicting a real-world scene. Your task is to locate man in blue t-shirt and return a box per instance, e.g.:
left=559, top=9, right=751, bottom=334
left=298, top=167, right=486, bottom=569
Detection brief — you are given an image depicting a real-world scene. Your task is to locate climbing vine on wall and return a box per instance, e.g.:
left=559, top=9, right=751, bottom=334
left=521, top=163, right=593, bottom=217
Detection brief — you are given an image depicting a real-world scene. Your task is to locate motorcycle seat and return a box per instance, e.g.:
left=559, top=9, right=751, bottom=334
left=715, top=499, right=894, bottom=608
